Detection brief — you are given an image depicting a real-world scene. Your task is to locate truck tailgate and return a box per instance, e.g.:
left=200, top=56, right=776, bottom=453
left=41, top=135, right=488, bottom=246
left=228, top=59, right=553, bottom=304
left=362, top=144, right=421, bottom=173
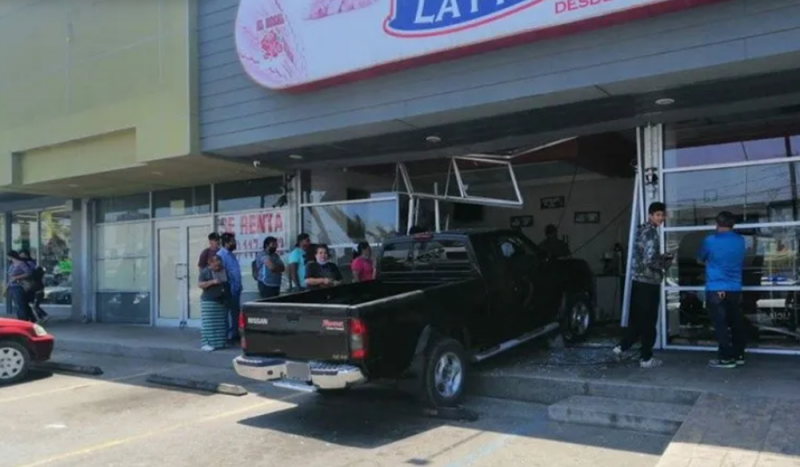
left=243, top=303, right=352, bottom=361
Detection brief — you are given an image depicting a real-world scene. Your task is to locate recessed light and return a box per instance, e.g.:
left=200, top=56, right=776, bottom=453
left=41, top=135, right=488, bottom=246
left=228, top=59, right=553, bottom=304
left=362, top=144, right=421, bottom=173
left=655, top=98, right=675, bottom=106
left=288, top=154, right=304, bottom=160
left=425, top=135, right=442, bottom=144
left=151, top=171, right=164, bottom=176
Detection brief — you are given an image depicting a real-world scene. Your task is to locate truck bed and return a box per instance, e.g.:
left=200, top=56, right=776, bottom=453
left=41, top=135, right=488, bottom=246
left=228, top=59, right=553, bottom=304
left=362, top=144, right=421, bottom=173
left=252, top=280, right=444, bottom=308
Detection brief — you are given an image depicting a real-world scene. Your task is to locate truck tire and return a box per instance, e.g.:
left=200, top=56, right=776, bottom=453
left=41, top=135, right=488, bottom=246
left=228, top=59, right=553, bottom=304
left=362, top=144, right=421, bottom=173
left=560, top=292, right=592, bottom=344
left=422, top=338, right=468, bottom=408
left=0, top=340, right=31, bottom=386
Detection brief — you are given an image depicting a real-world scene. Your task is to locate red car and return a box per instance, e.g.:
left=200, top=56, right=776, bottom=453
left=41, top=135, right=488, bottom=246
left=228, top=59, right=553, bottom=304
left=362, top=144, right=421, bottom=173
left=0, top=318, right=54, bottom=385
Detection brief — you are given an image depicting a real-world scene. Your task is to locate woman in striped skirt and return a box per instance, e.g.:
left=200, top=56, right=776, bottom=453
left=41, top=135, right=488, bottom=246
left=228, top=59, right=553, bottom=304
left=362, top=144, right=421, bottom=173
left=198, top=255, right=230, bottom=351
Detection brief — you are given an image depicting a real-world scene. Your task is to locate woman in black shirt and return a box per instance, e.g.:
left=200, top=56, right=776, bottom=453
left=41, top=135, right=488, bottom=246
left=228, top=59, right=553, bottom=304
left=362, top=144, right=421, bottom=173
left=305, top=244, right=343, bottom=289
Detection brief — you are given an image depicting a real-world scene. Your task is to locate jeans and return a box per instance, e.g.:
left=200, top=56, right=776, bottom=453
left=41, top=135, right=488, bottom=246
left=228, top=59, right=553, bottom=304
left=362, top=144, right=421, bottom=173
left=9, top=286, right=35, bottom=322
left=706, top=291, right=746, bottom=361
left=258, top=282, right=280, bottom=299
left=226, top=293, right=241, bottom=341
left=619, top=281, right=661, bottom=361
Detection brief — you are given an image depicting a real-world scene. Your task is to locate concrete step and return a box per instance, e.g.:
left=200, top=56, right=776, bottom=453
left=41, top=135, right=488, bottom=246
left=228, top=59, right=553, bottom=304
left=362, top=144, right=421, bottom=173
left=548, top=395, right=693, bottom=435
left=469, top=372, right=702, bottom=406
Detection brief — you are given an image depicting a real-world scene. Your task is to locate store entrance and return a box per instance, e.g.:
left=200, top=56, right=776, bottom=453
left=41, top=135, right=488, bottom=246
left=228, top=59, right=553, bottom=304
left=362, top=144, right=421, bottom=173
left=154, top=218, right=212, bottom=328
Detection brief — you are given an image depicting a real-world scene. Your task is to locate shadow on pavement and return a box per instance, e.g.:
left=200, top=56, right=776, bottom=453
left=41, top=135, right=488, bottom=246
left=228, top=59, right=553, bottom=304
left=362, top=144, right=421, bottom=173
left=239, top=384, right=670, bottom=455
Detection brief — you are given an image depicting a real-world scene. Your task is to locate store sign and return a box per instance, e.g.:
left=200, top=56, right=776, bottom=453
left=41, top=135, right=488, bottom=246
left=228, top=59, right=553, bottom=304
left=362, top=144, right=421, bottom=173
left=217, top=209, right=289, bottom=257
left=235, top=0, right=722, bottom=91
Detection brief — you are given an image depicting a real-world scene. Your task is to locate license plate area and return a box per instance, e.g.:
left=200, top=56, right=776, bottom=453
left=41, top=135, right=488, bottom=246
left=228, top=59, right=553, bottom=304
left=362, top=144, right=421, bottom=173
left=285, top=361, right=311, bottom=382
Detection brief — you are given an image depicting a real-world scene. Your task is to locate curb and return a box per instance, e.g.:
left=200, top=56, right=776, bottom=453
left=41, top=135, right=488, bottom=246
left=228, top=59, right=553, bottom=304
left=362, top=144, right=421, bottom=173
left=146, top=374, right=248, bottom=396
left=469, top=372, right=703, bottom=405
left=55, top=339, right=237, bottom=369
left=34, top=361, right=104, bottom=376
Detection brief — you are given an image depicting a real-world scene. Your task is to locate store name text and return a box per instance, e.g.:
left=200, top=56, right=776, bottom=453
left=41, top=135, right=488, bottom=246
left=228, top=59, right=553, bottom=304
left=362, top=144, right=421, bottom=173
left=385, top=0, right=546, bottom=36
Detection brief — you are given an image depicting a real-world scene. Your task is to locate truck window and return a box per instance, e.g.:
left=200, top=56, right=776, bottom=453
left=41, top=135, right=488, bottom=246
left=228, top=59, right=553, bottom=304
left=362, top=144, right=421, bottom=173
left=380, top=239, right=472, bottom=273
left=493, top=234, right=538, bottom=259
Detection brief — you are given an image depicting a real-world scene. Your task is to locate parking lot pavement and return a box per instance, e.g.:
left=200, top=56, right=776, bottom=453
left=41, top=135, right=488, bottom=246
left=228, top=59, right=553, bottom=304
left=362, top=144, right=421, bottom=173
left=1, top=351, right=669, bottom=467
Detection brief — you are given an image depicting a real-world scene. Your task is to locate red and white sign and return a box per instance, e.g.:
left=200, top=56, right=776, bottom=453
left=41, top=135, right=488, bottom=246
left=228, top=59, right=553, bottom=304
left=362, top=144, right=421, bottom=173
left=235, top=0, right=726, bottom=92
left=217, top=209, right=289, bottom=258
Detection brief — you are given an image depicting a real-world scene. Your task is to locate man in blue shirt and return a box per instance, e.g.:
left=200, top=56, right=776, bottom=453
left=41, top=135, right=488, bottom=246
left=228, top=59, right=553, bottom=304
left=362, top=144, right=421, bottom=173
left=698, top=211, right=746, bottom=369
left=217, top=233, right=242, bottom=342
left=287, top=233, right=311, bottom=292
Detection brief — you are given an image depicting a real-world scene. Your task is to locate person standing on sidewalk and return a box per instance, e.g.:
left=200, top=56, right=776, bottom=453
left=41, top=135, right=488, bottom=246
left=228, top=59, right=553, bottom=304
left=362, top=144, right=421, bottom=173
left=287, top=233, right=311, bottom=292
left=198, top=254, right=230, bottom=351
left=256, top=236, right=284, bottom=299
left=6, top=251, right=35, bottom=322
left=613, top=202, right=673, bottom=368
left=216, top=233, right=242, bottom=344
left=197, top=232, right=220, bottom=271
left=698, top=211, right=746, bottom=369
left=20, top=250, right=48, bottom=324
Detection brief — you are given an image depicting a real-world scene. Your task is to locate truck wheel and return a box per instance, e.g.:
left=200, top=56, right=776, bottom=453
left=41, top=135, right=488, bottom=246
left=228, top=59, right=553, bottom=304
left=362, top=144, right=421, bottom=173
left=422, top=338, right=468, bottom=408
left=0, top=340, right=31, bottom=386
left=561, top=292, right=592, bottom=344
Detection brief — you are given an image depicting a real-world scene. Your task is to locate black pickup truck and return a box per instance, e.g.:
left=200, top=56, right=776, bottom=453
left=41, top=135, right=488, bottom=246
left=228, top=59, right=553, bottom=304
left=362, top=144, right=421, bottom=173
left=234, top=229, right=595, bottom=407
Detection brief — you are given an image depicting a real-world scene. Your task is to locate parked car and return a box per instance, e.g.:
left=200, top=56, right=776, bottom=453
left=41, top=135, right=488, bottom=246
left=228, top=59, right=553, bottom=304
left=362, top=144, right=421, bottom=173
left=233, top=229, right=595, bottom=407
left=0, top=318, right=55, bottom=385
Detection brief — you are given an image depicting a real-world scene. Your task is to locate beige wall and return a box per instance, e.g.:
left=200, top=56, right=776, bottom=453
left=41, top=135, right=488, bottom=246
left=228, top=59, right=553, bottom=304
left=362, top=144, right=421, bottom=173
left=0, top=0, right=197, bottom=190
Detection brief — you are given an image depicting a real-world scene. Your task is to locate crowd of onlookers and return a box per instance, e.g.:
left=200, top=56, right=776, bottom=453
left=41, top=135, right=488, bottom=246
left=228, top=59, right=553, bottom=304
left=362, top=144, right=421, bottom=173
left=195, top=232, right=375, bottom=351
left=4, top=249, right=49, bottom=324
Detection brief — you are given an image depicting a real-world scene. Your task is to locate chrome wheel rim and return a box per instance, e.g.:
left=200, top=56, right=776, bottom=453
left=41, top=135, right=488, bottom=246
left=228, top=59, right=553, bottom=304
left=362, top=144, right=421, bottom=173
left=434, top=352, right=463, bottom=399
left=0, top=347, right=25, bottom=380
left=571, top=301, right=590, bottom=337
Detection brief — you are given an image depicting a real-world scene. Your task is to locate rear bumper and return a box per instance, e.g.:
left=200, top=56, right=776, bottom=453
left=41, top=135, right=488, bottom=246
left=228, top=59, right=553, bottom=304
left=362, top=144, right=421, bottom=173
left=233, top=356, right=366, bottom=391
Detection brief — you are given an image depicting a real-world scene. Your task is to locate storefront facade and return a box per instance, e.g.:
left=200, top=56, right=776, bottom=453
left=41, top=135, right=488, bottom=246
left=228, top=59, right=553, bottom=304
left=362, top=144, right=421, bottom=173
left=197, top=0, right=800, bottom=354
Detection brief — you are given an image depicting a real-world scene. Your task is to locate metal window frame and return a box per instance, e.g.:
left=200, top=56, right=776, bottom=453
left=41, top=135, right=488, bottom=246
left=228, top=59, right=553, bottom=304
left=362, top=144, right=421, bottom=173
left=398, top=158, right=523, bottom=208
left=661, top=155, right=800, bottom=174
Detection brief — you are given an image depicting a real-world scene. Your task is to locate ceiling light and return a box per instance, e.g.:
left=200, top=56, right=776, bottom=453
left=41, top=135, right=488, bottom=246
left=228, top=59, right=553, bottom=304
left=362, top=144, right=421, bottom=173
left=288, top=154, right=304, bottom=160
left=655, top=98, right=675, bottom=106
left=67, top=184, right=79, bottom=188
left=425, top=135, right=442, bottom=144
left=151, top=171, right=164, bottom=176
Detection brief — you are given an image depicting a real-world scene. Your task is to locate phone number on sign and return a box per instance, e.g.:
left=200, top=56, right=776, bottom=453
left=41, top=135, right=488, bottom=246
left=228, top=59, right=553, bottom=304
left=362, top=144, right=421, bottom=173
left=556, top=0, right=614, bottom=14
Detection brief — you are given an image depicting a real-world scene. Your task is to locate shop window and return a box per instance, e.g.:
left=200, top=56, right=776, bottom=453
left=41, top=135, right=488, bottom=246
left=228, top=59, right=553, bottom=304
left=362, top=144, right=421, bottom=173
left=95, top=222, right=151, bottom=324
left=666, top=226, right=800, bottom=287
left=11, top=211, right=40, bottom=260
left=214, top=178, right=283, bottom=213
left=152, top=186, right=211, bottom=218
left=96, top=194, right=150, bottom=223
left=0, top=215, right=5, bottom=286
left=302, top=168, right=397, bottom=204
left=664, top=161, right=800, bottom=227
left=303, top=199, right=397, bottom=247
left=40, top=208, right=72, bottom=305
left=666, top=289, right=800, bottom=350
left=664, top=136, right=787, bottom=169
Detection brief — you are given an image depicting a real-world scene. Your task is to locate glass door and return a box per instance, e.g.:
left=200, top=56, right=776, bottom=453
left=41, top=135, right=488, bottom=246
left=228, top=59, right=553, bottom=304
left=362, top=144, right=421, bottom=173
left=155, top=218, right=212, bottom=328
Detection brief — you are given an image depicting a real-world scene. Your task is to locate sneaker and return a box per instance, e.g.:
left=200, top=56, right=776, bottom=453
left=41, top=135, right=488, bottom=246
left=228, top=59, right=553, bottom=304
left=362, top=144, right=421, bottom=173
left=708, top=359, right=736, bottom=369
left=735, top=356, right=746, bottom=366
left=612, top=346, right=624, bottom=362
left=640, top=358, right=663, bottom=369
left=201, top=345, right=215, bottom=352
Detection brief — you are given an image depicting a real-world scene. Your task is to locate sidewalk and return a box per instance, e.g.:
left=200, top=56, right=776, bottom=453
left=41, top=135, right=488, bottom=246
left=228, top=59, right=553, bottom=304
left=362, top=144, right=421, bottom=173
left=48, top=320, right=238, bottom=369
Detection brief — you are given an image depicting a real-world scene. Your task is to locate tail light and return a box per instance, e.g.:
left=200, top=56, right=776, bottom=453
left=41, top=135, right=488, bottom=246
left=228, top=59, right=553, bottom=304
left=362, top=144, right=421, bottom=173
left=349, top=318, right=367, bottom=359
left=238, top=313, right=247, bottom=350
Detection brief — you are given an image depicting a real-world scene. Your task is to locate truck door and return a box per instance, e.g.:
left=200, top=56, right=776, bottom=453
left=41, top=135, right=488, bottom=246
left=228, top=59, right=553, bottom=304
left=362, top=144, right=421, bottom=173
left=490, top=233, right=547, bottom=332
left=472, top=236, right=524, bottom=341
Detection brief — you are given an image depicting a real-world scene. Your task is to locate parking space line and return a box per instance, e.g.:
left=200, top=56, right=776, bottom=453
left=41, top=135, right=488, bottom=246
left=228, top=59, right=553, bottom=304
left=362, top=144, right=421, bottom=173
left=13, top=392, right=306, bottom=467
left=0, top=364, right=185, bottom=404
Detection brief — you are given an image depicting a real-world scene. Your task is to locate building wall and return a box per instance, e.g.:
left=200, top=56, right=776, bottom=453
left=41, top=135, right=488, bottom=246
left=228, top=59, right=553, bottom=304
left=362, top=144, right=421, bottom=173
left=199, top=0, right=800, bottom=153
left=0, top=0, right=198, bottom=188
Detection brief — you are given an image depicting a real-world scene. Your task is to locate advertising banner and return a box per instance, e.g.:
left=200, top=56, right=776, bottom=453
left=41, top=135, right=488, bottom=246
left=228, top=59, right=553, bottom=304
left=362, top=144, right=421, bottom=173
left=235, top=0, right=724, bottom=91
left=217, top=209, right=290, bottom=260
